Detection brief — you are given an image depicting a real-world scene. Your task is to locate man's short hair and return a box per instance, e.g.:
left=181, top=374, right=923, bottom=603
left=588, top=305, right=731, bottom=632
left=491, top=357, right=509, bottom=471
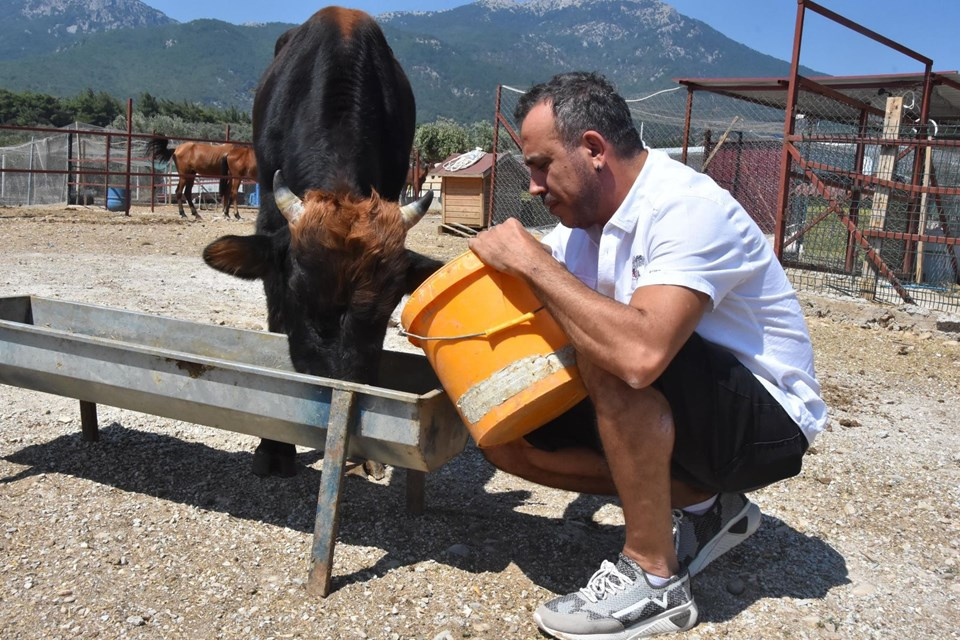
left=514, top=71, right=645, bottom=157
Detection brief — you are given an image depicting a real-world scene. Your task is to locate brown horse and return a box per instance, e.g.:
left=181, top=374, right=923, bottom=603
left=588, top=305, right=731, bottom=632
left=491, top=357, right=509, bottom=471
left=147, top=136, right=233, bottom=219
left=219, top=145, right=257, bottom=219
left=403, top=158, right=430, bottom=203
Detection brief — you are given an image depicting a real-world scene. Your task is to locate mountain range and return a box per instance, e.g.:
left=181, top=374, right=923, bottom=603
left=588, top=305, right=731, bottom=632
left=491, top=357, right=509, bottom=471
left=0, top=0, right=819, bottom=124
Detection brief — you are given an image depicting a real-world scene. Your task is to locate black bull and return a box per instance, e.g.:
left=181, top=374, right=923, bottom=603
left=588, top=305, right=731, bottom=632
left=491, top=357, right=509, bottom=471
left=203, top=7, right=441, bottom=477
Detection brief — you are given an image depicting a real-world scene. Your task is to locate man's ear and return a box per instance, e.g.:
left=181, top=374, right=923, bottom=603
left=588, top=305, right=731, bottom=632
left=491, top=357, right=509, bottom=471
left=582, top=130, right=606, bottom=162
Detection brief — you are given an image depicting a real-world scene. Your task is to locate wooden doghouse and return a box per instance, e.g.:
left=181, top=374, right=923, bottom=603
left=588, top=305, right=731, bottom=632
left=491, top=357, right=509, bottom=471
left=435, top=151, right=495, bottom=229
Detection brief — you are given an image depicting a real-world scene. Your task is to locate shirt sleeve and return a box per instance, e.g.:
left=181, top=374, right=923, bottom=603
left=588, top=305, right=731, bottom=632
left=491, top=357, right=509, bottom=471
left=634, top=195, right=750, bottom=308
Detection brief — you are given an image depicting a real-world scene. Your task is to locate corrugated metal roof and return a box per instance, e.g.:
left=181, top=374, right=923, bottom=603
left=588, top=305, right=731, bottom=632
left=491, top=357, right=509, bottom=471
left=676, top=71, right=960, bottom=124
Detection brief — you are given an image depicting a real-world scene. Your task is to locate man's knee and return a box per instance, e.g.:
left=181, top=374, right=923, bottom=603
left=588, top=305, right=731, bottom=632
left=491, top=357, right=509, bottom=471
left=578, top=356, right=672, bottom=425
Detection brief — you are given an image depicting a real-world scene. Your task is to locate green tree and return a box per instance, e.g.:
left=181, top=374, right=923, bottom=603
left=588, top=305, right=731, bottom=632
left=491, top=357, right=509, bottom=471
left=138, top=92, right=161, bottom=118
left=466, top=120, right=494, bottom=152
left=66, top=89, right=123, bottom=127
left=413, top=118, right=470, bottom=164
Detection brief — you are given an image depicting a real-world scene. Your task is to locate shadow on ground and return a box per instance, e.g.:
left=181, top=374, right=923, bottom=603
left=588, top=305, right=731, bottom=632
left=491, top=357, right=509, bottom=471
left=2, top=422, right=848, bottom=619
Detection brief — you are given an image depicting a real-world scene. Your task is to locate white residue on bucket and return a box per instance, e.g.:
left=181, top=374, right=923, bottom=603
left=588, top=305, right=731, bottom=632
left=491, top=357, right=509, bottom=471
left=456, top=345, right=577, bottom=425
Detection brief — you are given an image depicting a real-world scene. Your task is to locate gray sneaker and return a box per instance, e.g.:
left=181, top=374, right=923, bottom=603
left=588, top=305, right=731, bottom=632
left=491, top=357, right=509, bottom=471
left=534, top=554, right=698, bottom=639
left=674, top=493, right=761, bottom=577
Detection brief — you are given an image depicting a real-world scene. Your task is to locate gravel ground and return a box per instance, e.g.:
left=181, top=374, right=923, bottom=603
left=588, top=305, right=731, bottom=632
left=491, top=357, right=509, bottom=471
left=1, top=204, right=959, bottom=640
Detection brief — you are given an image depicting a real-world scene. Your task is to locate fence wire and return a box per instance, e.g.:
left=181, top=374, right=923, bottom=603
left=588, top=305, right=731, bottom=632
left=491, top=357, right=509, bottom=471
left=492, top=82, right=960, bottom=314
left=0, top=124, right=237, bottom=210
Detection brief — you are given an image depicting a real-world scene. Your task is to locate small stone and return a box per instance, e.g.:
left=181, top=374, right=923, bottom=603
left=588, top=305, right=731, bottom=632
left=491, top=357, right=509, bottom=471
left=446, top=543, right=471, bottom=558
left=726, top=578, right=746, bottom=595
left=851, top=582, right=876, bottom=596
left=126, top=615, right=145, bottom=626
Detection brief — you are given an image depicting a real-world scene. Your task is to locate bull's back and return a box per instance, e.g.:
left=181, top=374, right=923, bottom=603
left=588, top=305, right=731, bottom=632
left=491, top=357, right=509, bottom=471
left=252, top=7, right=415, bottom=235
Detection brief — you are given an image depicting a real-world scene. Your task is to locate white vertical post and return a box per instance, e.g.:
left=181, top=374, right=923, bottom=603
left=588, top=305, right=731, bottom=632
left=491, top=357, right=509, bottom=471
left=28, top=136, right=36, bottom=206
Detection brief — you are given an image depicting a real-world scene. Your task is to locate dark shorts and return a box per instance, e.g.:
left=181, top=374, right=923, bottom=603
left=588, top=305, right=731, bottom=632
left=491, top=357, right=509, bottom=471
left=523, top=333, right=809, bottom=493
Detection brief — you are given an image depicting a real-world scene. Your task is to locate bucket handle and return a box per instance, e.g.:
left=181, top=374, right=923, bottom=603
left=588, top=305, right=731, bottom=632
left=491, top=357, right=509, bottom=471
left=400, top=306, right=545, bottom=341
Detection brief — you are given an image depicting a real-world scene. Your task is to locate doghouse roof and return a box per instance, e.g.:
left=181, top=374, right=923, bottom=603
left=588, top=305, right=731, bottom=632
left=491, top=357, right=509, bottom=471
left=675, top=71, right=960, bottom=124
left=432, top=152, right=495, bottom=178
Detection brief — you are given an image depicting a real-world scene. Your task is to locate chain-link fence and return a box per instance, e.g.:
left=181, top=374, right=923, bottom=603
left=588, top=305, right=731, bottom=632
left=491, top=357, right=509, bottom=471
left=777, top=84, right=960, bottom=313
left=0, top=124, right=252, bottom=211
left=491, top=80, right=960, bottom=314
left=0, top=124, right=156, bottom=208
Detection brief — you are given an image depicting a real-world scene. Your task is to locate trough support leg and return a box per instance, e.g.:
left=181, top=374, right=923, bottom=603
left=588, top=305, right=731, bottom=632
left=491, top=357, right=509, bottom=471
left=79, top=400, right=99, bottom=442
left=405, top=469, right=425, bottom=516
left=307, top=389, right=356, bottom=598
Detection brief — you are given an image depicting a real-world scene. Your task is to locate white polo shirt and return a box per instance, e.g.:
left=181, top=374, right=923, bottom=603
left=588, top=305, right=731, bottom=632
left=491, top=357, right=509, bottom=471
left=541, top=149, right=827, bottom=444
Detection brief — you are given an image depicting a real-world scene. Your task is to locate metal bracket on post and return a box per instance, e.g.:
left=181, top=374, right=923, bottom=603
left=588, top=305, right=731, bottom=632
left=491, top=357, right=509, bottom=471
left=307, top=388, right=357, bottom=597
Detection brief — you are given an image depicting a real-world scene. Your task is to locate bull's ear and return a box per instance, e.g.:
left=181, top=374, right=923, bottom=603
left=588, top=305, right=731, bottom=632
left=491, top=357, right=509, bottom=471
left=203, top=235, right=272, bottom=280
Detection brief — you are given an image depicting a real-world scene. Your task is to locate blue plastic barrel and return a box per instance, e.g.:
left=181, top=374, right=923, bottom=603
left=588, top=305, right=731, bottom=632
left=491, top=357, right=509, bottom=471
left=106, top=187, right=129, bottom=212
left=248, top=184, right=260, bottom=207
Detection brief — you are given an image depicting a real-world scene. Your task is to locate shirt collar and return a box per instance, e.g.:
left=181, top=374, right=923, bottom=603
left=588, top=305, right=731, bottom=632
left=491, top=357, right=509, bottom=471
left=604, top=149, right=658, bottom=234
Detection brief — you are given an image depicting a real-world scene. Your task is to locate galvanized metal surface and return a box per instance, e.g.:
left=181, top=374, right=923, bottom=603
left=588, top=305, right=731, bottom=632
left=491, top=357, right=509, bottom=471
left=0, top=295, right=467, bottom=472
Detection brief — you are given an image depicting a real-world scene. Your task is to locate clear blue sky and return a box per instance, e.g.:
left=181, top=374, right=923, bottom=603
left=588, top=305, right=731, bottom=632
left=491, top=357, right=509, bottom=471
left=146, top=0, right=957, bottom=77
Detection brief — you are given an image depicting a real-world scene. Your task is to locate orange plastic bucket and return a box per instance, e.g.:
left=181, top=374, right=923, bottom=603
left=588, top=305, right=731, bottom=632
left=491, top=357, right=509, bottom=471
left=400, top=250, right=587, bottom=448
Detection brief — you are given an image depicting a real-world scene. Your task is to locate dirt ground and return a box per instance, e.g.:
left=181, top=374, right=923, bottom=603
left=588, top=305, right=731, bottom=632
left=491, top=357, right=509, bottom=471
left=1, top=203, right=958, bottom=640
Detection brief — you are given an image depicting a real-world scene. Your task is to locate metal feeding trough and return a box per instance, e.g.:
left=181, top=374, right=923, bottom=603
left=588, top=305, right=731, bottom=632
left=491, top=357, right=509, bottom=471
left=0, top=295, right=468, bottom=596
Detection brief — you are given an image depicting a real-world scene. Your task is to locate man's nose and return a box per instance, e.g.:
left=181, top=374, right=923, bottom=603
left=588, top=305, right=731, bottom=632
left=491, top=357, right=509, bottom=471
left=528, top=176, right=546, bottom=197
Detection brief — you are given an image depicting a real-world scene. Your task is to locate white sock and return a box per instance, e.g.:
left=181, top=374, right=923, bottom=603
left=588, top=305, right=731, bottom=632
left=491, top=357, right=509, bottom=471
left=682, top=494, right=718, bottom=516
left=644, top=571, right=672, bottom=587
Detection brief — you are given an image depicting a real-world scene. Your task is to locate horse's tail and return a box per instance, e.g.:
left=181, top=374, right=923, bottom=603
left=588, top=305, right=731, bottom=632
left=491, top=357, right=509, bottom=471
left=219, top=155, right=230, bottom=197
left=146, top=136, right=174, bottom=165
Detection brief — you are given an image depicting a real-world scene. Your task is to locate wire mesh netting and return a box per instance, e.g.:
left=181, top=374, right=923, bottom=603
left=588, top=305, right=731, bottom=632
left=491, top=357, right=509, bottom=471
left=779, top=86, right=960, bottom=313
left=491, top=81, right=960, bottom=314
left=0, top=124, right=242, bottom=210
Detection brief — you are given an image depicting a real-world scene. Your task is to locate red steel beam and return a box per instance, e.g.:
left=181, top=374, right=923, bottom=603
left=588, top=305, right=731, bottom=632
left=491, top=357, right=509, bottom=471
left=803, top=0, right=933, bottom=66
left=787, top=144, right=914, bottom=304
left=773, top=1, right=807, bottom=260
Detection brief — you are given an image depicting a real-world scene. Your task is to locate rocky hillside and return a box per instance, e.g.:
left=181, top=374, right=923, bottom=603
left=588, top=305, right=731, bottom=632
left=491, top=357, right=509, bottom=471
left=0, top=0, right=174, bottom=59
left=0, top=0, right=817, bottom=123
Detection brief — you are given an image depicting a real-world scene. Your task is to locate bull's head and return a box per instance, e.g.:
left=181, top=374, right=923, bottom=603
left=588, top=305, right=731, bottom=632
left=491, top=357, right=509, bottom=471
left=203, top=171, right=435, bottom=383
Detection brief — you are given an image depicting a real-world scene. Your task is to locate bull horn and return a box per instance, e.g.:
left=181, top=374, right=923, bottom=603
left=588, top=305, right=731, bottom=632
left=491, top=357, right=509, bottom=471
left=399, top=191, right=432, bottom=228
left=273, top=170, right=304, bottom=224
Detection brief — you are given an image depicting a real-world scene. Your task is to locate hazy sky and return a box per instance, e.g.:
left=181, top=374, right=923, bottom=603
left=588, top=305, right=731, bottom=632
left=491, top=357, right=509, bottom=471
left=145, top=0, right=957, bottom=77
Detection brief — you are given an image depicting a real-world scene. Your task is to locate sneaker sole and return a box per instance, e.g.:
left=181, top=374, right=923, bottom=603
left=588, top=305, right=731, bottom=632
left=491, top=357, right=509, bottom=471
left=534, top=600, right=698, bottom=640
left=687, top=500, right=761, bottom=577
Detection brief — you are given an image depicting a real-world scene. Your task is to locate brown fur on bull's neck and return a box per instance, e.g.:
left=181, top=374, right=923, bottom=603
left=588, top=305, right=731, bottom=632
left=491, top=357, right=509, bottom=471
left=312, top=6, right=372, bottom=40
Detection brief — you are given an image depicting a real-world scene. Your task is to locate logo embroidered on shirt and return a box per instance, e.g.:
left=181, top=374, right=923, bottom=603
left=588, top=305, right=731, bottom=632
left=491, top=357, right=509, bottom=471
left=631, top=254, right=646, bottom=281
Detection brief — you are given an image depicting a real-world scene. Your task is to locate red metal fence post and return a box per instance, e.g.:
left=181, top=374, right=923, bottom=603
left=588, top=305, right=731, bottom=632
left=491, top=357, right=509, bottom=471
left=124, top=98, right=133, bottom=216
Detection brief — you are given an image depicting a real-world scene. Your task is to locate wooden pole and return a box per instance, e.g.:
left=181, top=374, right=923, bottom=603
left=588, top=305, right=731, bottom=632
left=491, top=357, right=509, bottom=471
left=914, top=139, right=933, bottom=283
left=860, top=96, right=903, bottom=299
left=701, top=116, right=740, bottom=172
